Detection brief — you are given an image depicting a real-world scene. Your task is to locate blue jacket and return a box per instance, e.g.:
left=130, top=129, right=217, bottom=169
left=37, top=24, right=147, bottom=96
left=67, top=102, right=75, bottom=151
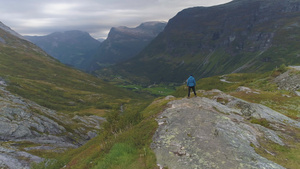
left=187, top=76, right=196, bottom=87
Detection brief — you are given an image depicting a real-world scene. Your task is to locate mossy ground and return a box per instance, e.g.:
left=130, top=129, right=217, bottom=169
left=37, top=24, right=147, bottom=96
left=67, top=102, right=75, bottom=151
left=254, top=128, right=300, bottom=169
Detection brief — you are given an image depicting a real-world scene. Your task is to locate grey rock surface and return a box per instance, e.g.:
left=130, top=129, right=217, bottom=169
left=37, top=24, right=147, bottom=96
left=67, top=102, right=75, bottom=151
left=0, top=146, right=43, bottom=169
left=273, top=67, right=300, bottom=93
left=0, top=81, right=105, bottom=168
left=152, top=91, right=299, bottom=169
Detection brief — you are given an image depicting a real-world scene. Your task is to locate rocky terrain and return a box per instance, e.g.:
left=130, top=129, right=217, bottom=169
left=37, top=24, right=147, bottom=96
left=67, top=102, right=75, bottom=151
left=273, top=66, right=300, bottom=96
left=0, top=78, right=105, bottom=169
left=152, top=88, right=300, bottom=169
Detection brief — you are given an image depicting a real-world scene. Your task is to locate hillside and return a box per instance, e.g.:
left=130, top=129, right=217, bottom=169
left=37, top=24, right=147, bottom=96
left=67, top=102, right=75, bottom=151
left=25, top=30, right=101, bottom=71
left=101, top=0, right=300, bottom=84
left=35, top=66, right=300, bottom=169
left=0, top=22, right=151, bottom=168
left=89, top=21, right=166, bottom=71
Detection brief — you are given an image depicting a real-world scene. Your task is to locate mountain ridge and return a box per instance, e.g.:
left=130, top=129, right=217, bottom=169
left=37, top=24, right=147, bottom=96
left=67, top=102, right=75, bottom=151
left=25, top=30, right=101, bottom=71
left=102, top=0, right=300, bottom=84
left=0, top=21, right=25, bottom=40
left=88, top=21, right=167, bottom=71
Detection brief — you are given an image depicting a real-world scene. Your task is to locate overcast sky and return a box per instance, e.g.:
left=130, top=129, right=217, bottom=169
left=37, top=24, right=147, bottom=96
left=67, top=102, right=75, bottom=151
left=1, top=0, right=232, bottom=39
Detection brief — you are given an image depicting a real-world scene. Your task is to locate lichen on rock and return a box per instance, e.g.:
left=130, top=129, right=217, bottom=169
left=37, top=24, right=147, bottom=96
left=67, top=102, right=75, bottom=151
left=152, top=90, right=299, bottom=169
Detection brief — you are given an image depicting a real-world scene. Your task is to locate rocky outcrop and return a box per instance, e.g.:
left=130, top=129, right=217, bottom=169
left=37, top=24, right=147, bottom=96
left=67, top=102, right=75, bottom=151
left=152, top=90, right=299, bottom=168
left=273, top=67, right=300, bottom=95
left=0, top=79, right=105, bottom=168
left=0, top=146, right=43, bottom=169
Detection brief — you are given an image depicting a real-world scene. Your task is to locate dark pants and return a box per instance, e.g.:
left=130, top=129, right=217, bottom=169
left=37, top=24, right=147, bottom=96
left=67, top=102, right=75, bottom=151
left=188, top=86, right=196, bottom=97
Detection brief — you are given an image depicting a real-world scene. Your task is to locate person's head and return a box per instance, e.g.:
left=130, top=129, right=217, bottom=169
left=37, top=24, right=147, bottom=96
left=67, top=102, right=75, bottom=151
left=190, top=74, right=193, bottom=77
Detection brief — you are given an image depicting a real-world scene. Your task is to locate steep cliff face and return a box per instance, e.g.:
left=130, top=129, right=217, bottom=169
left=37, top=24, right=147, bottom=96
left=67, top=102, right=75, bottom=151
left=90, top=21, right=166, bottom=71
left=152, top=89, right=299, bottom=169
left=25, top=30, right=101, bottom=71
left=108, top=0, right=300, bottom=84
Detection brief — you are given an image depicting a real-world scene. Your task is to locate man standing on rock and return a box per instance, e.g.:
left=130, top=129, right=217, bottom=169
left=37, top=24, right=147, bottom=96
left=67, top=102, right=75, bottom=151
left=187, top=75, right=197, bottom=98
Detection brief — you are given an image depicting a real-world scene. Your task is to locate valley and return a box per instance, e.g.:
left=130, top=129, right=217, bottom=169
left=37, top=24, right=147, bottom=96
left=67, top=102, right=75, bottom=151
left=1, top=0, right=300, bottom=169
left=29, top=66, right=300, bottom=169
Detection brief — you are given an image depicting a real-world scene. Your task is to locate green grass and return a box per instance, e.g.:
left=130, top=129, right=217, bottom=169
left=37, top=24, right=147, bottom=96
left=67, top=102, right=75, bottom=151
left=28, top=68, right=300, bottom=169
left=250, top=117, right=270, bottom=128
left=1, top=28, right=158, bottom=169
left=92, top=143, right=138, bottom=169
left=118, top=84, right=176, bottom=96
left=2, top=28, right=300, bottom=169
left=30, top=96, right=173, bottom=169
left=0, top=29, right=150, bottom=113
left=254, top=127, right=300, bottom=169
left=173, top=72, right=269, bottom=97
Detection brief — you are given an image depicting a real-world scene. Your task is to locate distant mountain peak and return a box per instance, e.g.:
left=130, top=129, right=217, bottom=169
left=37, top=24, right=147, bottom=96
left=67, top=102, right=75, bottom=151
left=25, top=30, right=101, bottom=70
left=138, top=21, right=167, bottom=27
left=108, top=21, right=167, bottom=40
left=90, top=21, right=167, bottom=70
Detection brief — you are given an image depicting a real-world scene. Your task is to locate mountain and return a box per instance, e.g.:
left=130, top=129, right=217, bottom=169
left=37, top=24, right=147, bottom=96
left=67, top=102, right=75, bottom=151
left=0, top=21, right=25, bottom=40
left=0, top=22, right=149, bottom=168
left=25, top=30, right=101, bottom=70
left=89, top=21, right=167, bottom=71
left=3, top=21, right=299, bottom=169
left=102, top=0, right=300, bottom=84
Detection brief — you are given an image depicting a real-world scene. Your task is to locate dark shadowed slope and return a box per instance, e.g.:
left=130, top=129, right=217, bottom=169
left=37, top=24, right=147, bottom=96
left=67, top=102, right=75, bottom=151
left=103, top=0, right=300, bottom=84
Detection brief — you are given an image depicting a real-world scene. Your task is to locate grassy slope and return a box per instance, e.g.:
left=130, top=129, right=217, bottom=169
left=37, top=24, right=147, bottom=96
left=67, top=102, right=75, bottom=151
left=0, top=28, right=154, bottom=161
left=0, top=29, right=148, bottom=114
left=100, top=6, right=300, bottom=85
left=2, top=28, right=298, bottom=168
left=31, top=97, right=172, bottom=169
left=33, top=67, right=299, bottom=169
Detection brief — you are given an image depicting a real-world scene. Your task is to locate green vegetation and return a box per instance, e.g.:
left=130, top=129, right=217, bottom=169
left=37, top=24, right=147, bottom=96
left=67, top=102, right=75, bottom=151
left=117, top=84, right=175, bottom=96
left=98, top=7, right=300, bottom=85
left=249, top=118, right=270, bottom=128
left=173, top=68, right=300, bottom=169
left=93, top=143, right=138, bottom=169
left=31, top=66, right=299, bottom=169
left=254, top=128, right=300, bottom=169
left=2, top=27, right=300, bottom=169
left=0, top=29, right=149, bottom=113
left=31, top=97, right=173, bottom=169
left=173, top=72, right=269, bottom=97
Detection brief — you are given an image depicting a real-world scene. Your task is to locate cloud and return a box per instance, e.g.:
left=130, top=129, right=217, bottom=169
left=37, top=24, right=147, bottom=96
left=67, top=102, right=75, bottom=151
left=0, top=0, right=232, bottom=39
